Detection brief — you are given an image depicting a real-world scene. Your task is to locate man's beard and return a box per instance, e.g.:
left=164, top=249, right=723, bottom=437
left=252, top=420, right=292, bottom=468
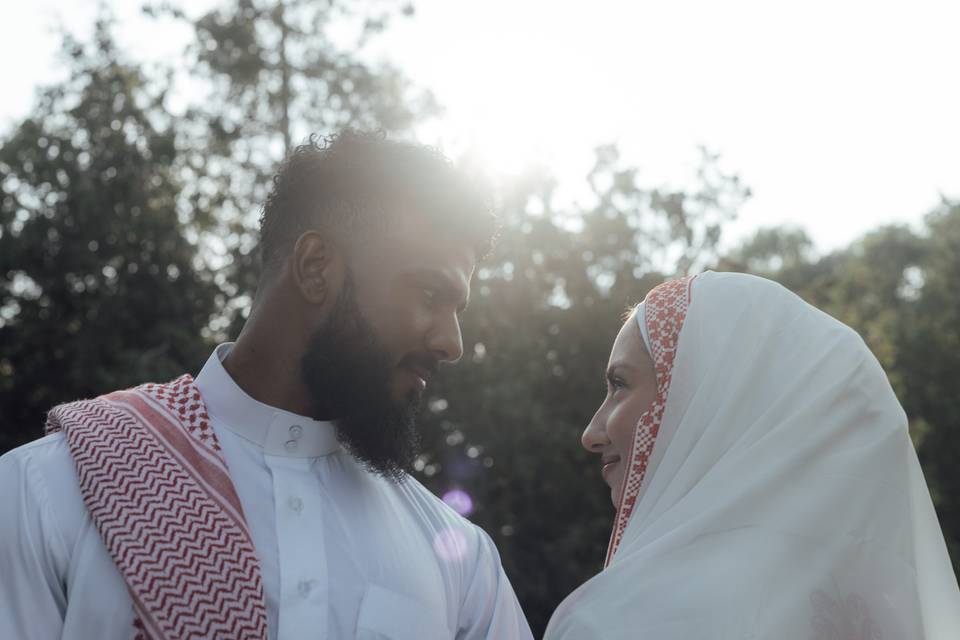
left=300, top=275, right=421, bottom=481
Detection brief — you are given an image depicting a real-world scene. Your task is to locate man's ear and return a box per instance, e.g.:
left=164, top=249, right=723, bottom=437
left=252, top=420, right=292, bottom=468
left=291, top=231, right=341, bottom=305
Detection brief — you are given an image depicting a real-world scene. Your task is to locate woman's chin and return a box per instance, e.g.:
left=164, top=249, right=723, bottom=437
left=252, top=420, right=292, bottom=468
left=604, top=469, right=625, bottom=508
left=607, top=479, right=625, bottom=509
left=610, top=482, right=622, bottom=509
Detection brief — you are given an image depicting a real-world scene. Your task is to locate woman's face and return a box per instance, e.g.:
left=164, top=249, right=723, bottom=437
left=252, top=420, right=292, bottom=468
left=582, top=316, right=658, bottom=507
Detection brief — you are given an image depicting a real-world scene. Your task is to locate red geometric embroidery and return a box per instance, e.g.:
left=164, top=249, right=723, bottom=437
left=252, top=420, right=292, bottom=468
left=605, top=275, right=694, bottom=567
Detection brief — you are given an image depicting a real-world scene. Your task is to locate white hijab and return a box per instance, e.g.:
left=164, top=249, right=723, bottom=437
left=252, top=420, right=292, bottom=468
left=545, top=271, right=960, bottom=639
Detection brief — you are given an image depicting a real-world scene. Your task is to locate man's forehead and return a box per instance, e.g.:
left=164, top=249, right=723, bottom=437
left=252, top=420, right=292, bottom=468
left=365, top=212, right=476, bottom=266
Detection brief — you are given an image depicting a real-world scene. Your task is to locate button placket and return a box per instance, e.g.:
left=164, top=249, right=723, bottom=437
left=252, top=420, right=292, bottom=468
left=288, top=496, right=303, bottom=513
left=284, top=424, right=303, bottom=453
left=269, top=455, right=328, bottom=637
left=297, top=579, right=315, bottom=599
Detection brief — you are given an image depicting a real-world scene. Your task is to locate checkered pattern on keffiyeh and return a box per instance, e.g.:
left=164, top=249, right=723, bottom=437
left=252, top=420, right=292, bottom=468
left=46, top=376, right=267, bottom=639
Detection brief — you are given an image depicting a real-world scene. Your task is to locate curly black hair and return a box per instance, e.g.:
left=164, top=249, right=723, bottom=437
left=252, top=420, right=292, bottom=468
left=258, top=130, right=495, bottom=277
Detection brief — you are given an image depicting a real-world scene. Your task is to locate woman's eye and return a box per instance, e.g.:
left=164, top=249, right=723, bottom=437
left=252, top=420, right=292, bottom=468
left=606, top=376, right=626, bottom=391
left=422, top=288, right=437, bottom=305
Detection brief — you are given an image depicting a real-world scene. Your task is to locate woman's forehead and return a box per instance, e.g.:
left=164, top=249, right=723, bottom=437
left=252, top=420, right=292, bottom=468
left=610, top=318, right=646, bottom=362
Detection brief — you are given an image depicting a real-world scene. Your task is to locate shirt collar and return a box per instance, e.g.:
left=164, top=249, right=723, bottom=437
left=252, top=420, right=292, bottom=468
left=195, top=343, right=341, bottom=458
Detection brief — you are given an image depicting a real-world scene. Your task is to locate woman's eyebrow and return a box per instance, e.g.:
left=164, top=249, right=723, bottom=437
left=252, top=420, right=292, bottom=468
left=605, top=367, right=617, bottom=382
left=606, top=362, right=639, bottom=377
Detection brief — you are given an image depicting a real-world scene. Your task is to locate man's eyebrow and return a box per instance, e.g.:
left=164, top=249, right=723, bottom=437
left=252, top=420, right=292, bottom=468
left=412, top=268, right=470, bottom=311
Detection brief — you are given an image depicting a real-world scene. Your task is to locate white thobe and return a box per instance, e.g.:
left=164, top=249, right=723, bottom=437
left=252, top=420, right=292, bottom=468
left=0, top=344, right=533, bottom=640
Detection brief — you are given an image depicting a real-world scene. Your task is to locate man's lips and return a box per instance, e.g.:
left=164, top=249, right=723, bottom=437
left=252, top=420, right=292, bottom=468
left=406, top=364, right=433, bottom=382
left=399, top=359, right=437, bottom=393
left=405, top=365, right=432, bottom=389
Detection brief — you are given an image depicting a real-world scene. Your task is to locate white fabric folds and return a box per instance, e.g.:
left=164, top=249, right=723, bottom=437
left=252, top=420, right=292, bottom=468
left=546, top=271, right=960, bottom=639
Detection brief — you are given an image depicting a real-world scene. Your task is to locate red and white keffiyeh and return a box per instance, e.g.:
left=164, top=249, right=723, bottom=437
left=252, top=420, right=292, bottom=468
left=46, top=375, right=267, bottom=640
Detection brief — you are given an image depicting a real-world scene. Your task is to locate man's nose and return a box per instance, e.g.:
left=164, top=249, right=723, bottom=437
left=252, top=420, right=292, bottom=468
left=427, top=313, right=464, bottom=364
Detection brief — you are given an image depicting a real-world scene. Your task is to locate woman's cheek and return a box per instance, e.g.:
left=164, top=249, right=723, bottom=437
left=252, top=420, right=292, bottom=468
left=606, top=401, right=636, bottom=455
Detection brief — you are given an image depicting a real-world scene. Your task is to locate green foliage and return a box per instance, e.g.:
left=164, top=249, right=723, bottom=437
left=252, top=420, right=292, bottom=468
left=1, top=4, right=957, bottom=638
left=0, top=19, right=218, bottom=451
left=146, top=0, right=437, bottom=330
left=414, top=148, right=748, bottom=633
left=901, top=203, right=960, bottom=571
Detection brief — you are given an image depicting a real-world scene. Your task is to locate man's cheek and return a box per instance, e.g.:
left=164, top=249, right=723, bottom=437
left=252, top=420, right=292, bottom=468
left=389, top=308, right=432, bottom=353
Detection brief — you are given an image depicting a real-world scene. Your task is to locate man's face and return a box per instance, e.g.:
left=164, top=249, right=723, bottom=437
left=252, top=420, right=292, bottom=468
left=349, top=213, right=475, bottom=401
left=300, top=213, right=476, bottom=479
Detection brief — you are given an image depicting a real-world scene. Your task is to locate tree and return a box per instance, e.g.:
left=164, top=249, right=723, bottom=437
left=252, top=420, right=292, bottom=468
left=414, top=147, right=749, bottom=633
left=5, top=5, right=956, bottom=632
left=0, top=18, right=219, bottom=451
left=145, top=0, right=438, bottom=326
left=137, top=12, right=753, bottom=627
left=901, top=202, right=960, bottom=571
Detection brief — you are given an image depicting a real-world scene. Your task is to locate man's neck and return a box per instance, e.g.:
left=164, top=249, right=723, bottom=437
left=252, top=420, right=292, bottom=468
left=223, top=321, right=315, bottom=419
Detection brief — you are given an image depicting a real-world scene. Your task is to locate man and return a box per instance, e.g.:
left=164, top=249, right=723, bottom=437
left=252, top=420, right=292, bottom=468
left=0, top=131, right=534, bottom=639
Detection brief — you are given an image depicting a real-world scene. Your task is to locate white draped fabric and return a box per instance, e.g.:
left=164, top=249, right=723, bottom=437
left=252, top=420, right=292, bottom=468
left=546, top=271, right=960, bottom=639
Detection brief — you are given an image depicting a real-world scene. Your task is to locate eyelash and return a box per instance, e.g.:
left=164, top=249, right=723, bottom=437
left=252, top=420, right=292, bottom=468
left=421, top=285, right=467, bottom=315
left=606, top=376, right=626, bottom=392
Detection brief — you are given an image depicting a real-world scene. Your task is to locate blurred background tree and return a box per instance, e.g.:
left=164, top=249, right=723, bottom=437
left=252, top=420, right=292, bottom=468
left=1, top=3, right=957, bottom=636
left=145, top=0, right=437, bottom=328
left=414, top=146, right=749, bottom=631
left=0, top=17, right=219, bottom=453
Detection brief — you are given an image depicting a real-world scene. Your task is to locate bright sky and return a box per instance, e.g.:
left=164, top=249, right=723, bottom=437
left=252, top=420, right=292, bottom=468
left=3, top=0, right=958, bottom=252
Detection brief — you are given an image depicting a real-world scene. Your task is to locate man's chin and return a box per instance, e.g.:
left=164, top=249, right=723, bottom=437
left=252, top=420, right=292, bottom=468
left=389, top=381, right=424, bottom=408
left=393, top=369, right=428, bottom=399
left=333, top=403, right=421, bottom=481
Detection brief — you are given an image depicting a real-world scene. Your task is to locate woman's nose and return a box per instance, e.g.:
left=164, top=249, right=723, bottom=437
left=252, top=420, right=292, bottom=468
left=581, top=410, right=610, bottom=452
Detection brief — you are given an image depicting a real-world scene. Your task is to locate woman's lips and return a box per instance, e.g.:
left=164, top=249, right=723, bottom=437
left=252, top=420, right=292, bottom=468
left=600, top=456, right=621, bottom=482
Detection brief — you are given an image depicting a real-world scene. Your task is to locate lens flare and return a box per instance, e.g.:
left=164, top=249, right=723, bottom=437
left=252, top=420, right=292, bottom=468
left=442, top=489, right=474, bottom=516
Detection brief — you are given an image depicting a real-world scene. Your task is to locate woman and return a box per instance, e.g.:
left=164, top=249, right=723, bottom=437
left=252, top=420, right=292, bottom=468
left=545, top=271, right=960, bottom=639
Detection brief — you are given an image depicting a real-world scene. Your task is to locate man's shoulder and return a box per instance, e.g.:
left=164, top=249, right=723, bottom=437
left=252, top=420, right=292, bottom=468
left=0, top=432, right=80, bottom=502
left=392, top=473, right=491, bottom=541
left=0, top=432, right=70, bottom=471
left=0, top=432, right=88, bottom=531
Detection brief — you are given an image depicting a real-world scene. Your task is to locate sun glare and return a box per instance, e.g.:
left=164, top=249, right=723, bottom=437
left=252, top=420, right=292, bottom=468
left=386, top=0, right=960, bottom=250
left=383, top=2, right=626, bottom=182
left=438, top=48, right=602, bottom=179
